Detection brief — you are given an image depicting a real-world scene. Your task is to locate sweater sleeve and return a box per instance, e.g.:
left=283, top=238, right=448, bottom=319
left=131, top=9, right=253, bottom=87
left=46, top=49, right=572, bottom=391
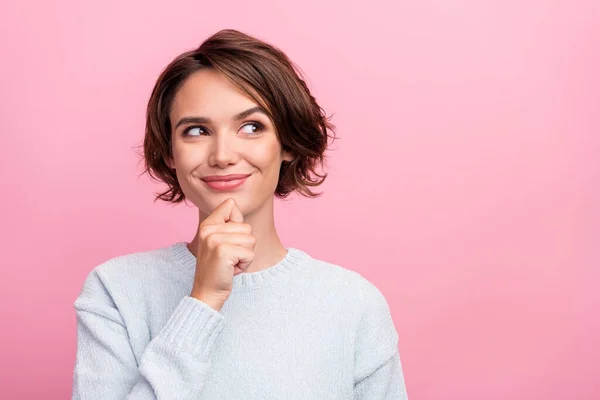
left=71, top=269, right=225, bottom=400
left=353, top=348, right=408, bottom=399
left=352, top=275, right=409, bottom=399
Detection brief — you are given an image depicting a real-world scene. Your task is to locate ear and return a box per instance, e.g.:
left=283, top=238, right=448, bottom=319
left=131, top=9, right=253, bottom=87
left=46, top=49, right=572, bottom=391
left=166, top=156, right=175, bottom=170
left=282, top=149, right=294, bottom=163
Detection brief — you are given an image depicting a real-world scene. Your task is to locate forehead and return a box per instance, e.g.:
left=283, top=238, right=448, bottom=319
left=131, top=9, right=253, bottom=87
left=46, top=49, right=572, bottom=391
left=170, top=68, right=262, bottom=121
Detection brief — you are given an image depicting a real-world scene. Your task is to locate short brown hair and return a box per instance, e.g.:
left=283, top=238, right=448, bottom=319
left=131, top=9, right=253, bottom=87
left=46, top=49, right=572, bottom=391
left=138, top=29, right=338, bottom=204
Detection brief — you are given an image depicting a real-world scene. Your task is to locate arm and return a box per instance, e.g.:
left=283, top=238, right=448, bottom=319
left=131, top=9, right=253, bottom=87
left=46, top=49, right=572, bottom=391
left=352, top=275, right=409, bottom=399
left=71, top=270, right=225, bottom=399
left=354, top=348, right=408, bottom=399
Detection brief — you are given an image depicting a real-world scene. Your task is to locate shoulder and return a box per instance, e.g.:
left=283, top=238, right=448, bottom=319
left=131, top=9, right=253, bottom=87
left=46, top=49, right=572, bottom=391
left=300, top=250, right=386, bottom=293
left=310, top=257, right=401, bottom=382
left=95, top=244, right=175, bottom=278
left=301, top=252, right=399, bottom=369
left=74, top=243, right=180, bottom=309
left=300, top=251, right=395, bottom=320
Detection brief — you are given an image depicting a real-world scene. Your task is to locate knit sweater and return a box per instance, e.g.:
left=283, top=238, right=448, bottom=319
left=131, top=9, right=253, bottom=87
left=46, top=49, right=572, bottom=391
left=71, top=242, right=408, bottom=399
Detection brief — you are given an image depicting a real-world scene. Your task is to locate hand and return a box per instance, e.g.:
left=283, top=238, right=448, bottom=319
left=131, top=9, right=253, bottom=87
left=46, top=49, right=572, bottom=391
left=189, top=198, right=256, bottom=311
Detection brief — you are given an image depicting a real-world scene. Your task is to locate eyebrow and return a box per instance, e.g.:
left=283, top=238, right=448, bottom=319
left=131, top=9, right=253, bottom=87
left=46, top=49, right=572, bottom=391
left=174, top=106, right=269, bottom=130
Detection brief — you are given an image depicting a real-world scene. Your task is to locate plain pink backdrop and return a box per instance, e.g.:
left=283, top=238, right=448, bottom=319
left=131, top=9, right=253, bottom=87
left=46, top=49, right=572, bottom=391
left=0, top=0, right=598, bottom=399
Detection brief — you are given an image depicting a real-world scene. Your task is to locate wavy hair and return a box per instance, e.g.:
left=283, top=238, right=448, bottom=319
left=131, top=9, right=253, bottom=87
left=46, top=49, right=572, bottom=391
left=138, top=29, right=338, bottom=204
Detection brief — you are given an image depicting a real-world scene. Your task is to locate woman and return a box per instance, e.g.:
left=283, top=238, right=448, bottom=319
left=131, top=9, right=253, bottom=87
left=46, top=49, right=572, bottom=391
left=71, top=29, right=408, bottom=399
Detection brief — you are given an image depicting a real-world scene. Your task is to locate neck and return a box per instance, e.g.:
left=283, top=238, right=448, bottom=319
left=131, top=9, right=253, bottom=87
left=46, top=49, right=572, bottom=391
left=187, top=196, right=288, bottom=273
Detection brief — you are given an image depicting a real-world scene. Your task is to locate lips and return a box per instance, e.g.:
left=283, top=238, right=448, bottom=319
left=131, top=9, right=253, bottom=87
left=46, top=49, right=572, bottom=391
left=200, top=174, right=251, bottom=192
left=201, top=174, right=251, bottom=182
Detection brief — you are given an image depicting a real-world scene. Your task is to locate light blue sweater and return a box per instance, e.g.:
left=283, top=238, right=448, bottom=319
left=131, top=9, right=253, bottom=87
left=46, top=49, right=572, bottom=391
left=71, top=242, right=408, bottom=399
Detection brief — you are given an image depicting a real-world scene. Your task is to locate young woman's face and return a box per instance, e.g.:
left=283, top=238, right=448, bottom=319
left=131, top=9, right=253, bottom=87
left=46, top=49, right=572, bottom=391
left=168, top=68, right=293, bottom=216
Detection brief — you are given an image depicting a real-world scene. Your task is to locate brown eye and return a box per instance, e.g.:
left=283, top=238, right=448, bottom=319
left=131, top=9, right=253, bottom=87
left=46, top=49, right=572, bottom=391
left=240, top=122, right=264, bottom=135
left=183, top=126, right=207, bottom=137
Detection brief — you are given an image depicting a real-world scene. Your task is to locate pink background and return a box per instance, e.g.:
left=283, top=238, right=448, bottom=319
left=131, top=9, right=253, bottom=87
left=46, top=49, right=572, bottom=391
left=1, top=0, right=598, bottom=398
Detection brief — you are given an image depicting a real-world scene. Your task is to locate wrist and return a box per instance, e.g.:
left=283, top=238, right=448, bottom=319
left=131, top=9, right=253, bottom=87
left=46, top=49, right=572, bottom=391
left=190, top=291, right=225, bottom=312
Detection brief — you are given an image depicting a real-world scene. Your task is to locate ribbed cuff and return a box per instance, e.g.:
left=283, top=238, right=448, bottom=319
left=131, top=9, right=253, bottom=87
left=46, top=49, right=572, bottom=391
left=151, top=296, right=225, bottom=361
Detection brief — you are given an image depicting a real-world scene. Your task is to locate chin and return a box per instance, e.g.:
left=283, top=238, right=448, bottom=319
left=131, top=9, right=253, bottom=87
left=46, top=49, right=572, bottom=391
left=198, top=193, right=248, bottom=213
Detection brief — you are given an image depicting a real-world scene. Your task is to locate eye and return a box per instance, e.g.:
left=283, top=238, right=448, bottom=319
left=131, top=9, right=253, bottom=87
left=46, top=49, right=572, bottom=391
left=240, top=122, right=264, bottom=135
left=183, top=126, right=206, bottom=137
left=181, top=122, right=264, bottom=137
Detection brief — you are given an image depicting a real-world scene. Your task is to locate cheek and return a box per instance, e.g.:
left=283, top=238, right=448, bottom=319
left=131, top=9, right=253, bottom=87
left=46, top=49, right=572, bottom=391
left=172, top=144, right=204, bottom=170
left=250, top=141, right=281, bottom=168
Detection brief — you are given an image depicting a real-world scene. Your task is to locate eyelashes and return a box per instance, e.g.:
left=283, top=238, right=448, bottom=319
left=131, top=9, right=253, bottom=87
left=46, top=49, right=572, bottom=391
left=181, top=121, right=265, bottom=137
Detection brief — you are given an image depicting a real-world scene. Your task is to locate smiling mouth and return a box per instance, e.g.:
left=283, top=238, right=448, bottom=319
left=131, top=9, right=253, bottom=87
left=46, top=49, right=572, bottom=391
left=201, top=174, right=250, bottom=191
left=201, top=173, right=251, bottom=182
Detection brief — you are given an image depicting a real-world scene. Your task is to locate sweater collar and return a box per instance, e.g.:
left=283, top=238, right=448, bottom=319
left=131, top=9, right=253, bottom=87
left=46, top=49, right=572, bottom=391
left=168, top=241, right=309, bottom=292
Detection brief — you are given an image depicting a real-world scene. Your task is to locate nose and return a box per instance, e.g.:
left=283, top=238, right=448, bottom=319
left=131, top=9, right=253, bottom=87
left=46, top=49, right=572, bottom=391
left=207, top=131, right=239, bottom=168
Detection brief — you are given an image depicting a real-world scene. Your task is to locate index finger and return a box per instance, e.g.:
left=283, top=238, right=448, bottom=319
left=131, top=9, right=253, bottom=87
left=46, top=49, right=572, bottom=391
left=202, top=198, right=244, bottom=226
